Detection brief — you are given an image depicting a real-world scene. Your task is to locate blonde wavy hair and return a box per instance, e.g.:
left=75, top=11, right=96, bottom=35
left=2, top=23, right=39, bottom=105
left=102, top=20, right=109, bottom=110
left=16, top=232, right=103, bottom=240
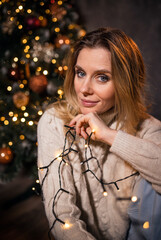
left=53, top=27, right=149, bottom=134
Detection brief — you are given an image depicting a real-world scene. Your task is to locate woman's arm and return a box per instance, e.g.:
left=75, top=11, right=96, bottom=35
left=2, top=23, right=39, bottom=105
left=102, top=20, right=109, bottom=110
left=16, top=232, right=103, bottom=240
left=37, top=109, right=96, bottom=240
left=70, top=113, right=161, bottom=194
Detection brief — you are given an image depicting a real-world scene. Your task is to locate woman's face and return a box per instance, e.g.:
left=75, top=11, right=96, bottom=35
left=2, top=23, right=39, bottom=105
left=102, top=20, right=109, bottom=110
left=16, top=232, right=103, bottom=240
left=74, top=47, right=115, bottom=115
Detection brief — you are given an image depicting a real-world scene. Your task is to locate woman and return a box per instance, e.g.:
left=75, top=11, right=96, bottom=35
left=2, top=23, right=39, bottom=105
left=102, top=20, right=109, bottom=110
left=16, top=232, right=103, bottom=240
left=37, top=28, right=161, bottom=240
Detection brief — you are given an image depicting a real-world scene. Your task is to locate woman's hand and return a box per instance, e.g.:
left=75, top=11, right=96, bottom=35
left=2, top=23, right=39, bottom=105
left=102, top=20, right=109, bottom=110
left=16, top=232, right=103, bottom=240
left=69, top=112, right=117, bottom=146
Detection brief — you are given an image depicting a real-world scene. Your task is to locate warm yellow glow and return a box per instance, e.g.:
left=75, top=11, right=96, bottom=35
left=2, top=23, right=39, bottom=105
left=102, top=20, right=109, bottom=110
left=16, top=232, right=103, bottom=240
left=27, top=9, right=32, bottom=14
left=1, top=116, right=5, bottom=121
left=32, top=187, right=35, bottom=191
left=85, top=144, right=88, bottom=148
left=45, top=9, right=50, bottom=14
left=38, top=110, right=43, bottom=116
left=4, top=120, right=9, bottom=125
left=26, top=54, right=30, bottom=58
left=22, top=80, right=28, bottom=84
left=20, top=135, right=25, bottom=140
left=22, top=38, right=27, bottom=44
left=36, top=179, right=40, bottom=183
left=10, top=17, right=14, bottom=21
left=9, top=112, right=14, bottom=117
left=35, top=36, right=40, bottom=41
left=39, top=16, right=43, bottom=21
left=28, top=121, right=34, bottom=126
left=21, top=106, right=26, bottom=111
left=24, top=112, right=29, bottom=117
left=57, top=89, right=64, bottom=96
left=24, top=48, right=28, bottom=53
left=37, top=67, right=42, bottom=72
left=7, top=86, right=12, bottom=91
left=52, top=59, right=56, bottom=64
left=68, top=24, right=74, bottom=30
left=19, top=84, right=24, bottom=88
left=12, top=116, right=18, bottom=122
left=64, top=223, right=70, bottom=229
left=131, top=196, right=138, bottom=202
left=26, top=45, right=30, bottom=50
left=92, top=129, right=95, bottom=133
left=15, top=8, right=20, bottom=13
left=143, top=221, right=149, bottom=229
left=21, top=118, right=26, bottom=122
left=40, top=2, right=44, bottom=6
left=65, top=39, right=70, bottom=44
left=18, top=5, right=23, bottom=10
left=14, top=57, right=19, bottom=62
left=63, top=66, right=68, bottom=71
left=43, top=70, right=48, bottom=75
left=55, top=27, right=60, bottom=33
left=18, top=25, right=23, bottom=29
left=58, top=66, right=63, bottom=71
left=52, top=17, right=57, bottom=22
left=58, top=0, right=63, bottom=5
left=33, top=57, right=38, bottom=62
left=103, top=191, right=108, bottom=196
left=8, top=142, right=13, bottom=146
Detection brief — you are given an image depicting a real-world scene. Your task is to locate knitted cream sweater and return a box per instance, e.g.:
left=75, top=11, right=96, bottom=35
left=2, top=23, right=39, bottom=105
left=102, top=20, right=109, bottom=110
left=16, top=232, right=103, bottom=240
left=37, top=107, right=161, bottom=240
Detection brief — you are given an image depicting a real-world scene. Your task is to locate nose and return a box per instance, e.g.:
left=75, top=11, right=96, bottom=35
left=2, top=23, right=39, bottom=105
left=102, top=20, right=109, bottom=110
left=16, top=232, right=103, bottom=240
left=80, top=78, right=93, bottom=95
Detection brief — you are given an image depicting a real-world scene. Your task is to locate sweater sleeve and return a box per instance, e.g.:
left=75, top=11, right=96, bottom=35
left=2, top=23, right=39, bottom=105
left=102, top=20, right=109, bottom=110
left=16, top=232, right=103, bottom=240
left=37, top=108, right=96, bottom=240
left=110, top=117, right=161, bottom=194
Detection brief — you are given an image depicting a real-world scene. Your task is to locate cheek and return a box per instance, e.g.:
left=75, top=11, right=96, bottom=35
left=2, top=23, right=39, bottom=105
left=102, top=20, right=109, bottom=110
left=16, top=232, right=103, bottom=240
left=74, top=78, right=80, bottom=94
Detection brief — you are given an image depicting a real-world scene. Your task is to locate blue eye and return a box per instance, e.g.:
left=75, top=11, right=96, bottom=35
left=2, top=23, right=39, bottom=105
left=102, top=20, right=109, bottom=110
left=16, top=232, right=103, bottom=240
left=76, top=70, right=85, bottom=78
left=98, top=75, right=110, bottom=82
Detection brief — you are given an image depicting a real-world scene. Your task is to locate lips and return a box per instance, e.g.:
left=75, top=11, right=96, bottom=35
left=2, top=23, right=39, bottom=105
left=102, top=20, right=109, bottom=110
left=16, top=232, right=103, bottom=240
left=80, top=99, right=99, bottom=107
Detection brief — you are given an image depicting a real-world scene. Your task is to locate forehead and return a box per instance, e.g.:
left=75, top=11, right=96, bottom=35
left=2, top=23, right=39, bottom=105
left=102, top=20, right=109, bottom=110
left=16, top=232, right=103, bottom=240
left=76, top=47, right=111, bottom=70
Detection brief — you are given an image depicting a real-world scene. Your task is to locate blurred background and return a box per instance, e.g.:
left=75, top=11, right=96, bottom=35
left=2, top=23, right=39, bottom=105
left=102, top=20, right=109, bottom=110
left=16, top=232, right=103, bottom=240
left=0, top=0, right=161, bottom=239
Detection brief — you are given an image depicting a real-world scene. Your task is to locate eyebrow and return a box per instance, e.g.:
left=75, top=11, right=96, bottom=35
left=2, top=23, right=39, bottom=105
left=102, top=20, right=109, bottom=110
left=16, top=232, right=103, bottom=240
left=74, top=64, right=111, bottom=75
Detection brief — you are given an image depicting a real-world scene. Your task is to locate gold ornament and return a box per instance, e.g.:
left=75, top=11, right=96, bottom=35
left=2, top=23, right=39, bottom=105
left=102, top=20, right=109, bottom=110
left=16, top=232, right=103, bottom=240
left=13, top=91, right=29, bottom=109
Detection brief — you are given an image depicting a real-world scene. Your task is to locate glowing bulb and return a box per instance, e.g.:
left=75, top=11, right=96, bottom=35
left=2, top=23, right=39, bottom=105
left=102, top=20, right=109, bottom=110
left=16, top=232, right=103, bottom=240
left=43, top=70, right=48, bottom=75
left=28, top=121, right=34, bottom=126
left=131, top=196, right=138, bottom=202
left=20, top=135, right=25, bottom=140
left=21, top=106, right=26, bottom=111
left=55, top=27, right=60, bottom=33
left=85, top=144, right=88, bottom=148
left=19, top=84, right=24, bottom=88
left=26, top=54, right=30, bottom=58
left=64, top=223, right=70, bottom=229
left=1, top=117, right=5, bottom=121
left=103, top=191, right=108, bottom=196
left=58, top=1, right=63, bottom=5
left=4, top=120, right=9, bottom=125
left=35, top=36, right=40, bottom=41
left=21, top=118, right=26, bottom=122
left=52, top=59, right=56, bottom=64
left=12, top=116, right=17, bottom=122
left=58, top=66, right=63, bottom=71
left=38, top=110, right=43, bottom=115
left=92, top=129, right=95, bottom=133
left=36, top=179, right=40, bottom=183
left=143, top=221, right=149, bottom=229
left=63, top=66, right=68, bottom=71
left=22, top=38, right=27, bottom=44
left=9, top=112, right=14, bottom=117
left=8, top=142, right=13, bottom=146
left=52, top=17, right=57, bottom=22
left=18, top=25, right=23, bottom=29
left=32, top=187, right=35, bottom=191
left=14, top=57, right=18, bottom=62
left=33, top=57, right=38, bottom=62
left=24, top=112, right=29, bottom=117
left=18, top=5, right=23, bottom=10
left=27, top=9, right=32, bottom=14
left=7, top=86, right=12, bottom=91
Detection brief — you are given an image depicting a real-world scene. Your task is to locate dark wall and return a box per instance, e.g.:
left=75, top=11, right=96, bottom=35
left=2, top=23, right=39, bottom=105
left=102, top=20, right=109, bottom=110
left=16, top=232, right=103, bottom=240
left=75, top=0, right=161, bottom=120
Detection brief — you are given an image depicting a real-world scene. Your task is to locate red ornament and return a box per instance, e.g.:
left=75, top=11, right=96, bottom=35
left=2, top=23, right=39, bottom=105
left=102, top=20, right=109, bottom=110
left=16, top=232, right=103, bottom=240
left=26, top=16, right=40, bottom=29
left=29, top=75, right=48, bottom=94
left=0, top=147, right=13, bottom=164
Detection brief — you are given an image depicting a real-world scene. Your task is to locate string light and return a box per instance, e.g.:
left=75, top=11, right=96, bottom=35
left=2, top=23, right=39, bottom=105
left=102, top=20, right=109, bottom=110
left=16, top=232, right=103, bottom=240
left=27, top=9, right=32, bottom=14
left=35, top=36, right=40, bottom=41
left=131, top=196, right=138, bottom=202
left=13, top=57, right=18, bottom=62
left=38, top=110, right=43, bottom=116
left=22, top=38, right=27, bottom=44
left=20, top=135, right=25, bottom=140
left=8, top=142, right=13, bottom=146
left=52, top=59, right=56, bottom=64
left=24, top=112, right=29, bottom=117
left=28, top=120, right=34, bottom=126
left=43, top=70, right=48, bottom=75
left=21, top=106, right=26, bottom=111
left=12, top=116, right=17, bottom=122
left=4, top=120, right=9, bottom=125
left=9, top=111, right=14, bottom=117
left=143, top=221, right=149, bottom=229
left=103, top=191, right=108, bottom=196
left=1, top=116, right=5, bottom=121
left=21, top=118, right=26, bottom=122
left=39, top=125, right=138, bottom=237
left=7, top=86, right=12, bottom=91
left=55, top=27, right=60, bottom=33
left=52, top=17, right=57, bottom=22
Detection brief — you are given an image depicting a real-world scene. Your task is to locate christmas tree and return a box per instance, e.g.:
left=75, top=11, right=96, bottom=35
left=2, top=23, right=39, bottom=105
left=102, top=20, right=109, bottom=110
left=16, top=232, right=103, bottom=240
left=0, top=0, right=85, bottom=182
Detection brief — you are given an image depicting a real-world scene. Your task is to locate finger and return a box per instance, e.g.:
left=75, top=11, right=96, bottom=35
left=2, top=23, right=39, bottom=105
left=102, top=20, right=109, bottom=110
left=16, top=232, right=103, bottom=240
left=80, top=126, right=88, bottom=139
left=69, top=114, right=83, bottom=126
